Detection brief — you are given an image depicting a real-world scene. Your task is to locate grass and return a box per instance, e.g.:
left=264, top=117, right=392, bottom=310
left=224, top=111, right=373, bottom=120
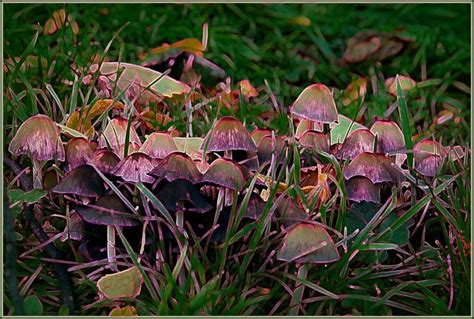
left=3, top=3, right=471, bottom=316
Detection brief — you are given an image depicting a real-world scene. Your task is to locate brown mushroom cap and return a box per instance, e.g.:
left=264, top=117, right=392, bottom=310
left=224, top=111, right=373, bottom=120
left=52, top=164, right=105, bottom=197
left=298, top=130, right=330, bottom=153
left=336, top=129, right=375, bottom=160
left=290, top=84, right=338, bottom=123
left=91, top=149, right=121, bottom=174
left=65, top=137, right=94, bottom=171
left=343, top=152, right=395, bottom=183
left=200, top=158, right=246, bottom=191
left=112, top=152, right=158, bottom=183
left=370, top=120, right=405, bottom=154
left=148, top=152, right=201, bottom=183
left=9, top=114, right=65, bottom=161
left=250, top=128, right=272, bottom=146
left=77, top=194, right=139, bottom=227
left=201, top=116, right=257, bottom=152
left=98, top=117, right=141, bottom=153
left=257, top=135, right=286, bottom=165
left=295, top=119, right=323, bottom=139
left=345, top=176, right=381, bottom=203
left=139, top=132, right=179, bottom=159
left=414, top=139, right=446, bottom=177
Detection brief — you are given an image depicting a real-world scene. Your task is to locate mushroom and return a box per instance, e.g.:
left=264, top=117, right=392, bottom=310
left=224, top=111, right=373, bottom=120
left=298, top=130, right=330, bottom=153
left=117, top=142, right=141, bottom=159
left=139, top=132, right=179, bottom=159
left=98, top=117, right=141, bottom=154
left=277, top=222, right=339, bottom=264
left=112, top=152, right=158, bottom=184
left=148, top=152, right=201, bottom=184
left=343, top=152, right=395, bottom=184
left=336, top=129, right=375, bottom=160
left=413, top=139, right=446, bottom=177
left=295, top=119, right=324, bottom=139
left=52, top=164, right=105, bottom=200
left=8, top=114, right=65, bottom=188
left=91, top=149, right=121, bottom=175
left=257, top=134, right=286, bottom=166
left=370, top=120, right=405, bottom=154
left=250, top=128, right=272, bottom=146
left=77, top=194, right=139, bottom=271
left=345, top=176, right=381, bottom=203
left=290, top=84, right=339, bottom=124
left=276, top=195, right=309, bottom=228
left=385, top=75, right=416, bottom=96
left=65, top=137, right=94, bottom=171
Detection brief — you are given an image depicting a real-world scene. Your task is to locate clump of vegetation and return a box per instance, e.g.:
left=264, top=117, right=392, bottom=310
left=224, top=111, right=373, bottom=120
left=4, top=4, right=470, bottom=316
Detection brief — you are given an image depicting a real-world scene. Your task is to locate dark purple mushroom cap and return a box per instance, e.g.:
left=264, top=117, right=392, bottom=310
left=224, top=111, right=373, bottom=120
left=65, top=137, right=94, bottom=171
left=238, top=192, right=267, bottom=220
left=295, top=119, right=323, bottom=139
left=9, top=114, right=65, bottom=161
left=290, top=84, right=339, bottom=124
left=257, top=135, right=286, bottom=165
left=77, top=194, right=139, bottom=227
left=156, top=179, right=212, bottom=213
left=139, top=132, right=179, bottom=159
left=91, top=149, right=121, bottom=174
left=370, top=120, right=405, bottom=154
left=250, top=128, right=272, bottom=146
left=343, top=152, right=395, bottom=183
left=277, top=222, right=340, bottom=264
left=149, top=152, right=201, bottom=183
left=345, top=176, right=381, bottom=203
left=336, top=129, right=375, bottom=160
left=276, top=195, right=308, bottom=228
left=298, top=130, right=330, bottom=153
left=201, top=116, right=257, bottom=152
left=201, top=158, right=246, bottom=191
left=52, top=164, right=105, bottom=197
left=414, top=139, right=446, bottom=177
left=112, top=152, right=158, bottom=183
left=98, top=117, right=141, bottom=153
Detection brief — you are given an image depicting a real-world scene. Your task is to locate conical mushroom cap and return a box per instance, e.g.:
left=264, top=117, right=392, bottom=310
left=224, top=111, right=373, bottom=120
left=414, top=139, right=445, bottom=177
left=277, top=222, right=339, bottom=264
left=385, top=75, right=416, bottom=96
left=295, top=119, right=323, bottom=139
left=117, top=142, right=141, bottom=159
left=201, top=116, right=257, bottom=152
left=139, top=132, right=178, bottom=159
left=156, top=179, right=212, bottom=213
left=250, top=128, right=272, bottom=146
left=257, top=135, right=286, bottom=165
left=9, top=114, right=65, bottom=161
left=298, top=130, right=330, bottom=153
left=239, top=193, right=267, bottom=220
left=91, top=149, right=120, bottom=174
left=65, top=137, right=94, bottom=171
left=77, top=194, right=139, bottom=227
left=52, top=164, right=105, bottom=197
left=98, top=117, right=141, bottom=153
left=370, top=120, right=405, bottom=154
left=148, top=152, right=201, bottom=183
left=276, top=196, right=308, bottom=228
left=344, top=152, right=395, bottom=183
left=201, top=158, right=246, bottom=191
left=290, top=84, right=338, bottom=123
left=112, top=152, right=158, bottom=183
left=345, top=176, right=381, bottom=203
left=336, top=129, right=375, bottom=160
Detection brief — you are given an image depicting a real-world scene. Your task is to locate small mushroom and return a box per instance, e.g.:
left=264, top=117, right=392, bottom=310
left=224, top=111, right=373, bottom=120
left=52, top=164, right=105, bottom=198
left=238, top=192, right=267, bottom=221
left=385, top=75, right=416, bottom=96
left=298, top=130, right=330, bottom=153
left=148, top=152, right=201, bottom=184
left=413, top=139, right=446, bottom=177
left=156, top=179, right=212, bottom=214
left=295, top=119, right=324, bottom=139
left=345, top=176, right=381, bottom=203
left=91, top=149, right=121, bottom=175
left=276, top=195, right=309, bottom=228
left=250, top=128, right=272, bottom=146
left=277, top=222, right=340, bottom=264
left=112, top=152, right=158, bottom=183
left=370, top=120, right=405, bottom=154
left=98, top=117, right=141, bottom=154
left=65, top=137, right=94, bottom=171
left=290, top=84, right=338, bottom=124
left=336, top=129, right=375, bottom=160
left=201, top=158, right=246, bottom=192
left=257, top=134, right=286, bottom=166
left=139, top=132, right=179, bottom=159
left=343, top=152, right=395, bottom=184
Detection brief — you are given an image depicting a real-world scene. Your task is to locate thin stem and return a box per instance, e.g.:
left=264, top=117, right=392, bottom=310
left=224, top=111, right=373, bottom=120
left=107, top=225, right=118, bottom=271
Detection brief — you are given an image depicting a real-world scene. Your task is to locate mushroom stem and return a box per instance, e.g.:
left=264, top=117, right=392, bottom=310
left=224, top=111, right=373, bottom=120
left=32, top=159, right=43, bottom=189
left=107, top=225, right=118, bottom=271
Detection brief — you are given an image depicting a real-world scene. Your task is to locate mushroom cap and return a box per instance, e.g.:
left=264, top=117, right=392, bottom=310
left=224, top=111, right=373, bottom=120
left=336, top=128, right=375, bottom=160
left=9, top=114, right=65, bottom=161
left=290, top=84, right=339, bottom=123
left=148, top=152, right=201, bottom=183
left=370, top=120, right=405, bottom=154
left=201, top=116, right=257, bottom=152
left=91, top=149, right=121, bottom=174
left=250, top=128, right=272, bottom=146
left=65, top=137, right=94, bottom=171
left=277, top=222, right=340, bottom=264
left=156, top=179, right=212, bottom=213
left=257, top=135, right=287, bottom=165
left=295, top=119, right=323, bottom=139
left=77, top=194, right=139, bottom=227
left=239, top=192, right=267, bottom=220
left=276, top=196, right=308, bottom=228
left=343, top=37, right=381, bottom=64
left=344, top=152, right=395, bottom=183
left=117, top=142, right=141, bottom=159
left=414, top=139, right=446, bottom=177
left=385, top=75, right=416, bottom=96
left=139, top=132, right=179, bottom=159
left=345, top=176, right=381, bottom=203
left=52, top=164, right=105, bottom=197
left=112, top=152, right=158, bottom=183
left=98, top=117, right=141, bottom=153
left=298, top=130, right=330, bottom=153
left=200, top=158, right=246, bottom=191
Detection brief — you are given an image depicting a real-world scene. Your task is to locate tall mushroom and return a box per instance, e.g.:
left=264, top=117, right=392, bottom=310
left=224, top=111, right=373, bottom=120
left=413, top=139, right=446, bottom=177
left=290, top=84, right=339, bottom=124
left=148, top=152, right=201, bottom=184
left=336, top=129, right=375, bottom=160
